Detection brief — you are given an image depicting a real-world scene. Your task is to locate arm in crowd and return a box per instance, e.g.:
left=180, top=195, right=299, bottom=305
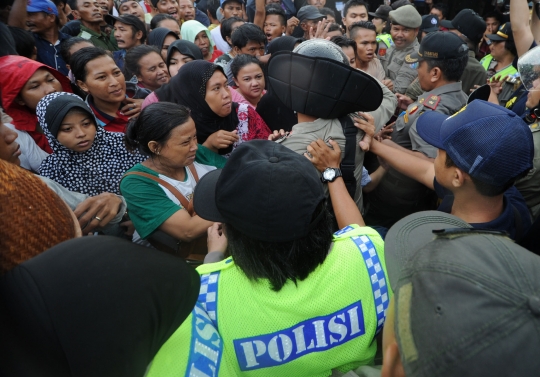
left=159, top=209, right=214, bottom=242
left=392, top=65, right=417, bottom=95
left=532, top=2, right=540, bottom=45
left=253, top=0, right=266, bottom=30
left=8, top=0, right=26, bottom=28
left=305, top=139, right=365, bottom=228
left=370, top=138, right=435, bottom=190
left=510, top=0, right=535, bottom=57
left=367, top=81, right=399, bottom=132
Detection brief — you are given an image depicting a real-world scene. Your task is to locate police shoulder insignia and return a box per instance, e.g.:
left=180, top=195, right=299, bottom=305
left=424, top=95, right=441, bottom=110
left=505, top=97, right=517, bottom=109
left=418, top=97, right=425, bottom=104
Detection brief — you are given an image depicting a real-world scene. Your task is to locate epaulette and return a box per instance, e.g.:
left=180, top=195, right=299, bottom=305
left=424, top=95, right=441, bottom=110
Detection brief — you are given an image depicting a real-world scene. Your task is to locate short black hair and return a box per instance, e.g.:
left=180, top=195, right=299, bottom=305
left=231, top=23, right=267, bottom=48
left=343, top=0, right=369, bottom=18
left=66, top=0, right=78, bottom=11
left=348, top=20, right=376, bottom=39
left=124, top=45, right=162, bottom=78
left=8, top=26, right=35, bottom=59
left=230, top=54, right=262, bottom=78
left=265, top=4, right=286, bottom=26
left=60, top=36, right=92, bottom=65
left=220, top=16, right=245, bottom=45
left=125, top=102, right=192, bottom=156
left=150, top=13, right=177, bottom=29
left=431, top=3, right=449, bottom=19
left=330, top=35, right=357, bottom=56
left=425, top=54, right=468, bottom=82
left=207, top=0, right=220, bottom=19
left=225, top=200, right=333, bottom=291
left=70, top=46, right=114, bottom=82
left=319, top=7, right=335, bottom=19
left=114, top=15, right=147, bottom=44
left=327, top=23, right=342, bottom=34
left=483, top=10, right=505, bottom=25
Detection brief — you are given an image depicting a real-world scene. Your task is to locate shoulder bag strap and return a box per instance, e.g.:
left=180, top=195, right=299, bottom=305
left=123, top=171, right=190, bottom=209
left=187, top=164, right=199, bottom=182
left=338, top=115, right=358, bottom=199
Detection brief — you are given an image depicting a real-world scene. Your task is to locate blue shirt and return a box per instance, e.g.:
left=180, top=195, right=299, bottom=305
left=434, top=179, right=532, bottom=241
left=33, top=31, right=70, bottom=76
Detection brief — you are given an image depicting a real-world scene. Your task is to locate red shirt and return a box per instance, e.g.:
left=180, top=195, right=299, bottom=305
left=87, top=96, right=129, bottom=133
left=209, top=49, right=224, bottom=63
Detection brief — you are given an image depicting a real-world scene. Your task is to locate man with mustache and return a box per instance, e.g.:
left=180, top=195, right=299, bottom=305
left=67, top=0, right=118, bottom=51
left=106, top=14, right=146, bottom=70
left=26, top=0, right=71, bottom=75
left=383, top=4, right=421, bottom=94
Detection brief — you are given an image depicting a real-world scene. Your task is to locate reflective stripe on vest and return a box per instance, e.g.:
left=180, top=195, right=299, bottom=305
left=199, top=271, right=221, bottom=328
left=480, top=54, right=518, bottom=81
left=377, top=34, right=394, bottom=49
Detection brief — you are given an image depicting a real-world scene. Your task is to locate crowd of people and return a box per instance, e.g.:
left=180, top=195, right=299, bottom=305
left=1, top=0, right=540, bottom=375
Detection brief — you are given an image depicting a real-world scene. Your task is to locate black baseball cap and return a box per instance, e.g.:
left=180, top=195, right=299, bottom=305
left=440, top=8, right=486, bottom=44
left=487, top=22, right=514, bottom=41
left=368, top=5, right=391, bottom=21
left=104, top=14, right=146, bottom=32
left=420, top=14, right=439, bottom=33
left=297, top=5, right=325, bottom=22
left=193, top=140, right=325, bottom=243
left=405, top=31, right=468, bottom=63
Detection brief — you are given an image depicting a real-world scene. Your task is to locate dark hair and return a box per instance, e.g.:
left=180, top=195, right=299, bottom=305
left=231, top=23, right=267, bottom=48
left=265, top=4, right=286, bottom=26
left=425, top=54, right=468, bottom=82
left=348, top=20, right=376, bottom=39
left=150, top=13, right=177, bottom=29
left=319, top=7, right=335, bottom=19
left=60, top=36, right=90, bottom=64
left=124, top=45, right=162, bottom=78
left=8, top=26, right=35, bottom=59
left=230, top=54, right=262, bottom=78
left=66, top=0, right=78, bottom=11
left=327, top=23, right=342, bottom=34
left=220, top=16, right=245, bottom=45
left=343, top=0, right=369, bottom=18
left=444, top=153, right=515, bottom=196
left=71, top=46, right=114, bottom=82
left=207, top=0, right=220, bottom=19
left=114, top=15, right=147, bottom=44
left=431, top=3, right=449, bottom=19
left=330, top=35, right=357, bottom=56
left=225, top=200, right=333, bottom=291
left=504, top=39, right=517, bottom=57
left=483, top=10, right=504, bottom=25
left=125, top=102, right=192, bottom=155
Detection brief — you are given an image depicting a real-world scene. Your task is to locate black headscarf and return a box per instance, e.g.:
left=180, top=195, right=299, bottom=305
left=0, top=236, right=200, bottom=377
left=155, top=60, right=239, bottom=154
left=147, top=27, right=178, bottom=50
left=267, top=36, right=305, bottom=55
left=166, top=39, right=204, bottom=67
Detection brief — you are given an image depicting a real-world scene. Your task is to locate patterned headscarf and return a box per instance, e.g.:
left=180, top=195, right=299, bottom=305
left=37, top=92, right=146, bottom=196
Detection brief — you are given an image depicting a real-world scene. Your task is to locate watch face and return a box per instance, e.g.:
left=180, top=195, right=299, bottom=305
left=323, top=169, right=336, bottom=181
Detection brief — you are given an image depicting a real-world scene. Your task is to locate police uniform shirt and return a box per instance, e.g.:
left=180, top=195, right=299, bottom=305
left=395, top=81, right=467, bottom=158
left=384, top=39, right=420, bottom=94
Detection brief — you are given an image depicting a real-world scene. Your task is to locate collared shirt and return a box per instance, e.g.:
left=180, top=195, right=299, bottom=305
left=78, top=24, right=118, bottom=51
left=86, top=95, right=128, bottom=133
left=384, top=39, right=420, bottom=94
left=33, top=31, right=71, bottom=76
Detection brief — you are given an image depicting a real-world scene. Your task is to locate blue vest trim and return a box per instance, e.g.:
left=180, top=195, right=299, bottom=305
left=351, top=235, right=389, bottom=337
left=199, top=271, right=220, bottom=328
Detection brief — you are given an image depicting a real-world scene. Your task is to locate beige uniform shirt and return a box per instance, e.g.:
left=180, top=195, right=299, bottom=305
left=384, top=39, right=420, bottom=94
left=516, top=123, right=540, bottom=219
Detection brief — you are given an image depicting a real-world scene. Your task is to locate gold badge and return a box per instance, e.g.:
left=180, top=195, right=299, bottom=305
left=404, top=111, right=409, bottom=123
left=409, top=105, right=418, bottom=115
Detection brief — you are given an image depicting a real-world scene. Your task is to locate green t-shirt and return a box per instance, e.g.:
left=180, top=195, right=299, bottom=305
left=78, top=24, right=118, bottom=51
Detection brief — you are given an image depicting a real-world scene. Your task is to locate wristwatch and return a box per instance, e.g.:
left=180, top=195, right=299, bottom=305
left=321, top=167, right=342, bottom=183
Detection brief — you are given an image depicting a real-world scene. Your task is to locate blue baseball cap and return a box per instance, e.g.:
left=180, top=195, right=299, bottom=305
left=27, top=0, right=58, bottom=15
left=417, top=100, right=534, bottom=186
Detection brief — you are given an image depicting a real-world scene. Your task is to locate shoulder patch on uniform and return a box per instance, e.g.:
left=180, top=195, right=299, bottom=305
left=79, top=31, right=92, bottom=40
left=424, top=95, right=441, bottom=110
left=418, top=97, right=425, bottom=104
left=505, top=96, right=517, bottom=109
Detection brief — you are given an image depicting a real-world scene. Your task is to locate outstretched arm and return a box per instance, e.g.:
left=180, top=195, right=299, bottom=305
left=8, top=0, right=26, bottom=28
left=253, top=0, right=265, bottom=30
left=511, top=0, right=535, bottom=57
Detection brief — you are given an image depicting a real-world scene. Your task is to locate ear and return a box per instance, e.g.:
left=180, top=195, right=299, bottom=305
left=452, top=167, right=466, bottom=188
left=381, top=341, right=406, bottom=377
left=135, top=30, right=144, bottom=41
left=219, top=7, right=224, bottom=16
left=77, top=79, right=89, bottom=93
left=280, top=24, right=286, bottom=34
left=147, top=140, right=160, bottom=154
left=233, top=46, right=241, bottom=54
left=431, top=66, right=442, bottom=82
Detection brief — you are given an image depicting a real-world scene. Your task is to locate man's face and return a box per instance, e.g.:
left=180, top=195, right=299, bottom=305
left=353, top=28, right=377, bottom=63
left=114, top=21, right=141, bottom=50
left=26, top=11, right=56, bottom=34
left=306, top=0, right=325, bottom=9
left=157, top=18, right=181, bottom=36
left=526, top=78, right=540, bottom=109
left=0, top=120, right=21, bottom=166
left=221, top=1, right=243, bottom=19
left=119, top=0, right=145, bottom=22
left=264, top=14, right=285, bottom=42
left=489, top=39, right=506, bottom=60
left=156, top=0, right=180, bottom=20
left=178, top=0, right=195, bottom=21
left=372, top=17, right=385, bottom=34
left=342, top=5, right=368, bottom=30
left=300, top=17, right=324, bottom=34
left=485, top=17, right=500, bottom=35
left=98, top=0, right=108, bottom=16
left=236, top=40, right=265, bottom=57
left=390, top=24, right=418, bottom=49
left=74, top=0, right=103, bottom=23
left=429, top=7, right=443, bottom=21
left=417, top=59, right=435, bottom=92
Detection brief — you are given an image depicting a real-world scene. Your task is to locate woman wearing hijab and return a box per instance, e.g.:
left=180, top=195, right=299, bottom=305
left=181, top=20, right=223, bottom=62
left=167, top=39, right=204, bottom=77
left=256, top=36, right=304, bottom=131
left=0, top=236, right=200, bottom=377
left=147, top=27, right=180, bottom=61
left=38, top=92, right=146, bottom=196
left=154, top=60, right=271, bottom=155
left=0, top=56, right=72, bottom=154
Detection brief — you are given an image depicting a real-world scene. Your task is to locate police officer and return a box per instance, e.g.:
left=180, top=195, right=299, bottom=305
left=369, top=5, right=393, bottom=63
left=365, top=32, right=469, bottom=228
left=384, top=4, right=422, bottom=94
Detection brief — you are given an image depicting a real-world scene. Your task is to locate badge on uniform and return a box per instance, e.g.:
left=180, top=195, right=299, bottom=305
left=424, top=95, right=440, bottom=110
left=379, top=48, right=387, bottom=57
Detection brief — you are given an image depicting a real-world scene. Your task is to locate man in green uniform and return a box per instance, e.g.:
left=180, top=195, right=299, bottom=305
left=68, top=0, right=118, bottom=51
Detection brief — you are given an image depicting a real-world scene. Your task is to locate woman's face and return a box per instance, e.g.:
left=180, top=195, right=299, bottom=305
left=17, top=68, right=63, bottom=111
left=78, top=55, right=126, bottom=104
left=205, top=70, right=232, bottom=117
left=136, top=52, right=170, bottom=91
left=161, top=34, right=178, bottom=60
left=489, top=40, right=506, bottom=60
left=194, top=30, right=211, bottom=59
left=233, top=63, right=265, bottom=103
left=168, top=50, right=194, bottom=77
left=56, top=110, right=97, bottom=153
left=0, top=120, right=21, bottom=165
left=151, top=117, right=198, bottom=168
